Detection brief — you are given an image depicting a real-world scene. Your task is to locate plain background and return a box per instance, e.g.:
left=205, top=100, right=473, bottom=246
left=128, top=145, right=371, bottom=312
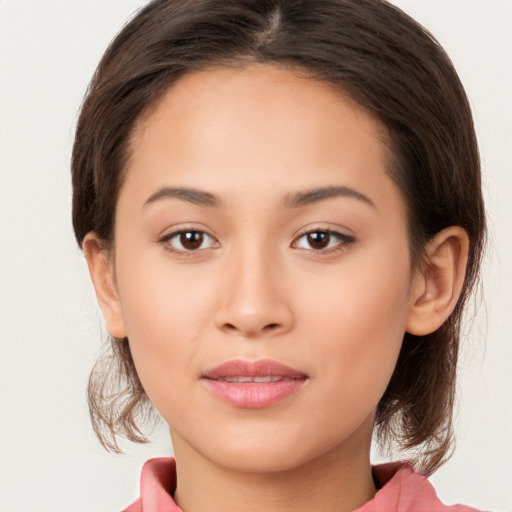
left=0, top=1, right=511, bottom=511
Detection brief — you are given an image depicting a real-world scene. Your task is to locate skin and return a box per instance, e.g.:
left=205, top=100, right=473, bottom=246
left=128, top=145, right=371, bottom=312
left=84, top=63, right=469, bottom=512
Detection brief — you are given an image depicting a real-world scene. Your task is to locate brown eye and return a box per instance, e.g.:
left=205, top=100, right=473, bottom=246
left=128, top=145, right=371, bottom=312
left=293, top=229, right=354, bottom=253
left=180, top=231, right=204, bottom=250
left=163, top=230, right=217, bottom=253
left=306, top=231, right=330, bottom=249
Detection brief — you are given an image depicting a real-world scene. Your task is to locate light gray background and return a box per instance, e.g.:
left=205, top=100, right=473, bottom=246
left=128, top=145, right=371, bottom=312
left=0, top=1, right=510, bottom=511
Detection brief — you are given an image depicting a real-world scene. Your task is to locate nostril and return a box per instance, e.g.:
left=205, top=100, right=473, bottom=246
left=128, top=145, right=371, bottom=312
left=221, top=322, right=281, bottom=335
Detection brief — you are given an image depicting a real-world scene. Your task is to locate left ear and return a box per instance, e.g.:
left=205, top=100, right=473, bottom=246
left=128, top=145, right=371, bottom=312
left=406, top=226, right=469, bottom=336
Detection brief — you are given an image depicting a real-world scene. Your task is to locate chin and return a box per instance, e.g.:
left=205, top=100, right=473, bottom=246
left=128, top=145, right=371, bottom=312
left=216, top=447, right=311, bottom=474
left=197, top=428, right=341, bottom=475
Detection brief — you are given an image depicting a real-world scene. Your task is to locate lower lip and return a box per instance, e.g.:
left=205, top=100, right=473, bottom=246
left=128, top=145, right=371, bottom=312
left=203, top=378, right=307, bottom=408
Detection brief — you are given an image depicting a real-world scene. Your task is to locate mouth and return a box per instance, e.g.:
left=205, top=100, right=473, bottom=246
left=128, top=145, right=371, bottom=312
left=202, top=359, right=308, bottom=409
left=211, top=376, right=298, bottom=383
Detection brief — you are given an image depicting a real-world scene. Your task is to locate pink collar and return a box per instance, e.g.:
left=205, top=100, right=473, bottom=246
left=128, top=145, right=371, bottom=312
left=123, top=457, right=483, bottom=512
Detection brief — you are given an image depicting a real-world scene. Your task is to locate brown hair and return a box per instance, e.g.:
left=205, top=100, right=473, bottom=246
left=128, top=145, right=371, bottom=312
left=72, top=0, right=485, bottom=473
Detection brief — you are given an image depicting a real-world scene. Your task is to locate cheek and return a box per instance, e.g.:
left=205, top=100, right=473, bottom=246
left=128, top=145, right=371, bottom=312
left=300, top=248, right=411, bottom=408
left=115, top=254, right=219, bottom=405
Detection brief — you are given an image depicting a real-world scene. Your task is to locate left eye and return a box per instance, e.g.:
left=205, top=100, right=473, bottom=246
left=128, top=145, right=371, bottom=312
left=293, top=230, right=351, bottom=251
left=163, top=230, right=217, bottom=252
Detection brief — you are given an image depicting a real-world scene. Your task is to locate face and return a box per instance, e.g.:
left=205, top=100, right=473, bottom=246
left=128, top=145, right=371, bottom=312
left=109, top=63, right=418, bottom=473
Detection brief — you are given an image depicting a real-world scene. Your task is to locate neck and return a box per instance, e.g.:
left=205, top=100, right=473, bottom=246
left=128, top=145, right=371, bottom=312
left=171, top=425, right=376, bottom=512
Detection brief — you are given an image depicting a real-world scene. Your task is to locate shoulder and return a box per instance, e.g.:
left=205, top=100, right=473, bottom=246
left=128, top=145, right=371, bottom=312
left=355, top=462, right=488, bottom=512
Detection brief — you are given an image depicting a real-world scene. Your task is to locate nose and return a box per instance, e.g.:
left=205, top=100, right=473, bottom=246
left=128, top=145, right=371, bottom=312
left=214, top=243, right=294, bottom=338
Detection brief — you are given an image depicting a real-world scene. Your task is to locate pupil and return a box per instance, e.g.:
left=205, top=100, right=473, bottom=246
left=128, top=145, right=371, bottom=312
left=307, top=231, right=329, bottom=249
left=180, top=231, right=203, bottom=250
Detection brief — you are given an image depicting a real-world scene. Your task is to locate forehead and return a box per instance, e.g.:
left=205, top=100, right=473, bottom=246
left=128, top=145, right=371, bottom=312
left=131, top=63, right=390, bottom=152
left=124, top=63, right=398, bottom=213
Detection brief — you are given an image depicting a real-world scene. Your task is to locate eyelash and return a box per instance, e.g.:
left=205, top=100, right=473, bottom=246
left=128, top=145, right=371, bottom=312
left=159, top=229, right=219, bottom=256
left=292, top=228, right=355, bottom=254
left=159, top=227, right=355, bottom=257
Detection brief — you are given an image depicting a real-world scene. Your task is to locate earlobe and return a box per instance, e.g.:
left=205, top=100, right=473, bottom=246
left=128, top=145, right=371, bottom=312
left=82, top=233, right=128, bottom=339
left=406, top=226, right=469, bottom=336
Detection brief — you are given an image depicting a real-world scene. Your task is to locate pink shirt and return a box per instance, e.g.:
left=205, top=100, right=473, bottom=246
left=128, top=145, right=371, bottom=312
left=123, top=458, right=485, bottom=512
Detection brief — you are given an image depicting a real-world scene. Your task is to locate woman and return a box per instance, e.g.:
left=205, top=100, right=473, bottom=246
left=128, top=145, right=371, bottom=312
left=72, top=0, right=487, bottom=510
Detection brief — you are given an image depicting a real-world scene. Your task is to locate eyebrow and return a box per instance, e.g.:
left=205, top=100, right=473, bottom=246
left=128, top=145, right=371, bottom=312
left=144, top=186, right=221, bottom=208
left=283, top=186, right=376, bottom=209
left=143, top=185, right=376, bottom=210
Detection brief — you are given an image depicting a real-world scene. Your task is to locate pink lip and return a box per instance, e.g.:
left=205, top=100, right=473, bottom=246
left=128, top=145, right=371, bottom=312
left=202, top=359, right=308, bottom=409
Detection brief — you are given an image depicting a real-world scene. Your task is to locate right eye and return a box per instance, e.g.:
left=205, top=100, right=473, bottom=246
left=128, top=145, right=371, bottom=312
left=160, top=230, right=218, bottom=253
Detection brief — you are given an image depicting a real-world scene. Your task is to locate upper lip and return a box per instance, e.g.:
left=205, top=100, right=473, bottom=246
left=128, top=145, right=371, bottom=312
left=202, top=359, right=308, bottom=380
